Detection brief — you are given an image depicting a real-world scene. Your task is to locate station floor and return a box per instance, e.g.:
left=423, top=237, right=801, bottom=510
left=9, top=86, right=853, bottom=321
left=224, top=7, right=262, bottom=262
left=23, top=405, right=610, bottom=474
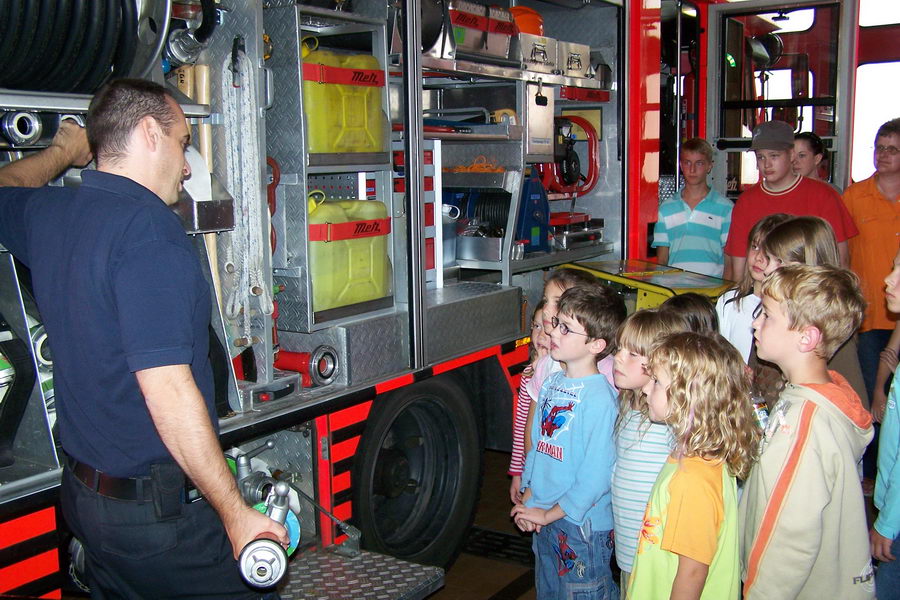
left=428, top=450, right=536, bottom=600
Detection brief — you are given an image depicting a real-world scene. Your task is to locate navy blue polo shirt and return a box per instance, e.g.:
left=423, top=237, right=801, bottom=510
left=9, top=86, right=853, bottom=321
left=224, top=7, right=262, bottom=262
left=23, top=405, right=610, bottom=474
left=0, top=171, right=215, bottom=477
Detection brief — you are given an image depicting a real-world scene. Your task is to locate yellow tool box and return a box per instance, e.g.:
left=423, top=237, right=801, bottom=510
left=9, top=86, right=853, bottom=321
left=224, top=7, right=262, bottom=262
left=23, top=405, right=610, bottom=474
left=566, top=260, right=731, bottom=312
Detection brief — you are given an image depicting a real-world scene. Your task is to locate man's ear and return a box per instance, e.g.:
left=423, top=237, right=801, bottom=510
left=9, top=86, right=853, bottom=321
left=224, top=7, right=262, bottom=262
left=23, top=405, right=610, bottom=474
left=590, top=337, right=608, bottom=357
left=136, top=115, right=162, bottom=152
left=798, top=325, right=823, bottom=355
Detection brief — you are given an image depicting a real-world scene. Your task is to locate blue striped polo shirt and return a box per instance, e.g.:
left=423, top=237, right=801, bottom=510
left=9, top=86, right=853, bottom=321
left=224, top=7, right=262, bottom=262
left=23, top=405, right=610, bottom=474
left=652, top=188, right=733, bottom=277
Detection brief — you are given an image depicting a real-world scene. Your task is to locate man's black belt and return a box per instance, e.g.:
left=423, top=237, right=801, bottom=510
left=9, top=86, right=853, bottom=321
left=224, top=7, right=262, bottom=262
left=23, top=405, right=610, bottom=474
left=68, top=458, right=202, bottom=503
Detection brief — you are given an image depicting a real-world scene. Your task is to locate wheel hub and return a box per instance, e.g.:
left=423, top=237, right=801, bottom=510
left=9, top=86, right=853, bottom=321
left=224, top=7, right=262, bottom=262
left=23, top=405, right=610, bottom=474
left=375, top=448, right=412, bottom=499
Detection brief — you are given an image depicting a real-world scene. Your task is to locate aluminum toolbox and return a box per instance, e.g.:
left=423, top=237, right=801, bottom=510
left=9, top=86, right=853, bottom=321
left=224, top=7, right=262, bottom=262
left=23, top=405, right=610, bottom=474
left=449, top=0, right=516, bottom=60
left=513, top=33, right=559, bottom=75
left=457, top=236, right=504, bottom=261
left=557, top=41, right=592, bottom=78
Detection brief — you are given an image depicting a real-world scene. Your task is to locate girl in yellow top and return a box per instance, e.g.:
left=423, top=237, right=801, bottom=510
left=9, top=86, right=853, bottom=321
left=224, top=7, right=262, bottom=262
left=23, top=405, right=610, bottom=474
left=627, top=332, right=760, bottom=600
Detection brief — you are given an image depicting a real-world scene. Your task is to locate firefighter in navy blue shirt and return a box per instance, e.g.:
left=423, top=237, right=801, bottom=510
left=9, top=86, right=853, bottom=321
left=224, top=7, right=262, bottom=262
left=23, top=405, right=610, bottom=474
left=0, top=79, right=288, bottom=598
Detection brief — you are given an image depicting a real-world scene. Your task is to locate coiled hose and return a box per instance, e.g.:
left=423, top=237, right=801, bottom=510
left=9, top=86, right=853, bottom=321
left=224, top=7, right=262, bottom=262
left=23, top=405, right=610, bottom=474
left=0, top=0, right=139, bottom=94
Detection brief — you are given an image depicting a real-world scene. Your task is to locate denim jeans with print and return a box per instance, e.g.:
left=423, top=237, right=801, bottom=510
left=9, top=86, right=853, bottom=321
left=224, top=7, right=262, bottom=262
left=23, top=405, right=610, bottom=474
left=533, top=517, right=617, bottom=600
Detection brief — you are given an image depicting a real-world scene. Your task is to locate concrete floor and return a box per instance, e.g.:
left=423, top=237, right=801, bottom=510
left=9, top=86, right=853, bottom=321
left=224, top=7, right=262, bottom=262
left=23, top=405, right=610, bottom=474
left=428, top=450, right=536, bottom=600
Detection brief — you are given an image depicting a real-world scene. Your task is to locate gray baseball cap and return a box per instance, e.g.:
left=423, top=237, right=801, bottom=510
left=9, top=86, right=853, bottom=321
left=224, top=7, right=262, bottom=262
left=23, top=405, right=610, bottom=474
left=751, top=121, right=795, bottom=151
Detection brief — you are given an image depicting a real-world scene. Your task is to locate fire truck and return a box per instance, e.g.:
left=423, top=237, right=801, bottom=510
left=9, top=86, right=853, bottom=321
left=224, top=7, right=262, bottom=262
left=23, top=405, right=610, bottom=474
left=0, top=0, right=895, bottom=596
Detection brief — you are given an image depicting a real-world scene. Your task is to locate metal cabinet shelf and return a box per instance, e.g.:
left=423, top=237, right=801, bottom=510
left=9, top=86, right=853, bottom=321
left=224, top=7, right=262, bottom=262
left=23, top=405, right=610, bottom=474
left=0, top=88, right=210, bottom=117
left=419, top=56, right=609, bottom=89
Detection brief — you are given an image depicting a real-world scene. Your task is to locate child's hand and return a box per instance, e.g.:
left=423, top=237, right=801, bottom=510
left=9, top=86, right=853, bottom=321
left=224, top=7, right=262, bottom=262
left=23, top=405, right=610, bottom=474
left=872, top=389, right=888, bottom=423
left=509, top=475, right=523, bottom=504
left=514, top=515, right=539, bottom=533
left=871, top=527, right=896, bottom=562
left=510, top=504, right=554, bottom=528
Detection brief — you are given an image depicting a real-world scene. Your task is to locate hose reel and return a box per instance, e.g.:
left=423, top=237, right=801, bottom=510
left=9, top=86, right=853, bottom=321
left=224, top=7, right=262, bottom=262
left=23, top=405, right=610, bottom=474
left=0, top=0, right=171, bottom=94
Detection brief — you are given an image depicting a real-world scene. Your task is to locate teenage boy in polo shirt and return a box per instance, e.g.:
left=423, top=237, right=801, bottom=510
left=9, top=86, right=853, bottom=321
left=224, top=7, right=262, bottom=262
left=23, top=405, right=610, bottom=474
left=722, top=120, right=857, bottom=281
left=653, top=137, right=732, bottom=278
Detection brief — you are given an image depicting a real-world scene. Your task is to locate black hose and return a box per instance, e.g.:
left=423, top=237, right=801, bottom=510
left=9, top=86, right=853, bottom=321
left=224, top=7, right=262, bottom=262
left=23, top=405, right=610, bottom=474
left=39, top=0, right=88, bottom=91
left=1, top=0, right=161, bottom=94
left=59, top=0, right=105, bottom=92
left=0, top=0, right=23, bottom=82
left=24, top=0, right=72, bottom=91
left=7, top=0, right=57, bottom=88
left=0, top=1, right=11, bottom=53
left=194, top=0, right=218, bottom=44
left=77, top=0, right=122, bottom=93
left=2, top=0, right=38, bottom=86
left=112, top=0, right=138, bottom=80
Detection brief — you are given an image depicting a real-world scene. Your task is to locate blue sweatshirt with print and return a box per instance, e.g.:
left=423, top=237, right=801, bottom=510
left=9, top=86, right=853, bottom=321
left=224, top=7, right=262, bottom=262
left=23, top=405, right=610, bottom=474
left=522, top=370, right=617, bottom=528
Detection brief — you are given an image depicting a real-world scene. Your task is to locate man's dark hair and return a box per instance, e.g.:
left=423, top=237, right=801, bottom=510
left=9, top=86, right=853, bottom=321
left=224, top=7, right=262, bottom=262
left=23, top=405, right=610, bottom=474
left=557, top=284, right=627, bottom=360
left=87, top=79, right=177, bottom=165
left=876, top=118, right=900, bottom=141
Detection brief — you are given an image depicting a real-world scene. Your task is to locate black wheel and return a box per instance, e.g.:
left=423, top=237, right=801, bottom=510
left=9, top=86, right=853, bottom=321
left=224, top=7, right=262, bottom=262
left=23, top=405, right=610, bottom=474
left=352, top=376, right=482, bottom=567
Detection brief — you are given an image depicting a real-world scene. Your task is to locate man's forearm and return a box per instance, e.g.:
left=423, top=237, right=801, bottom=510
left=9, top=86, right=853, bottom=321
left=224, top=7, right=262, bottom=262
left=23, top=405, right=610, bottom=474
left=0, top=122, right=91, bottom=188
left=139, top=364, right=289, bottom=559
left=138, top=365, right=245, bottom=521
left=0, top=145, right=73, bottom=188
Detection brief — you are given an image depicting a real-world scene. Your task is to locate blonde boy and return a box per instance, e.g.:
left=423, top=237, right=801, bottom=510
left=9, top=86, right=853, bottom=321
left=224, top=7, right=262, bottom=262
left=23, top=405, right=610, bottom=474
left=741, top=265, right=875, bottom=599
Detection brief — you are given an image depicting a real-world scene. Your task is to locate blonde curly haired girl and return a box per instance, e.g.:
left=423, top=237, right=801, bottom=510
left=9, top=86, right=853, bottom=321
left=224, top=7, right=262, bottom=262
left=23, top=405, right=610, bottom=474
left=628, top=332, right=760, bottom=600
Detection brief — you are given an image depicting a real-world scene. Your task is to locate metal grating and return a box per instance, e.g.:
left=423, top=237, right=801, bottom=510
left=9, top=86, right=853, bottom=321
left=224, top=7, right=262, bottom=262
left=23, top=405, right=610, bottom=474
left=279, top=549, right=444, bottom=600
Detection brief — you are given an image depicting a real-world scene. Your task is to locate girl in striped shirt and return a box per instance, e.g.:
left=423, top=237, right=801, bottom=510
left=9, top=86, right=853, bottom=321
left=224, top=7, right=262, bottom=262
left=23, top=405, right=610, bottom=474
left=508, top=302, right=550, bottom=502
left=611, top=309, right=683, bottom=590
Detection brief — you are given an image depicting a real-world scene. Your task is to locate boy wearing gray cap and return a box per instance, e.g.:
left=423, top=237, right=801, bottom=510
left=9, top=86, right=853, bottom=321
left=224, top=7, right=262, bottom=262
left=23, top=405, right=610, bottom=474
left=722, top=120, right=857, bottom=281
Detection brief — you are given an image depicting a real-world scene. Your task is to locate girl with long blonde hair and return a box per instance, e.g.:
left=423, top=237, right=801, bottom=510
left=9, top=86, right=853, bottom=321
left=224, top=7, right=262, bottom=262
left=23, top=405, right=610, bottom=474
left=610, top=308, right=684, bottom=587
left=628, top=332, right=760, bottom=600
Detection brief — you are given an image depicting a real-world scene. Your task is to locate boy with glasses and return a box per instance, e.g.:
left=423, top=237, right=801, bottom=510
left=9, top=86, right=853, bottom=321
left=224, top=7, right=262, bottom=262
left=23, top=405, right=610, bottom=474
left=512, top=285, right=626, bottom=599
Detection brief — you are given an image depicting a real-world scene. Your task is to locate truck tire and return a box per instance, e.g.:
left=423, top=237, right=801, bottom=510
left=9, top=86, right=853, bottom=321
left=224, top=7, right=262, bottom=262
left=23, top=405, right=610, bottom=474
left=352, top=376, right=482, bottom=567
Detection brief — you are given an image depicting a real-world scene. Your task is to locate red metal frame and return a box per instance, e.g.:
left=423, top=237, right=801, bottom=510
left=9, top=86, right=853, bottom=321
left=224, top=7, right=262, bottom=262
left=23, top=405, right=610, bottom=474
left=626, top=0, right=662, bottom=260
left=695, top=1, right=710, bottom=141
left=0, top=507, right=60, bottom=598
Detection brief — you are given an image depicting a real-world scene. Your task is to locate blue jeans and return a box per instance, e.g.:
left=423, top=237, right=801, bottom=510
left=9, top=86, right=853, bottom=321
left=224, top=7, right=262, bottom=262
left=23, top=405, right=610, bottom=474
left=877, top=535, right=900, bottom=600
left=858, top=329, right=893, bottom=400
left=533, top=518, right=617, bottom=599
left=859, top=329, right=893, bottom=478
left=62, top=468, right=279, bottom=599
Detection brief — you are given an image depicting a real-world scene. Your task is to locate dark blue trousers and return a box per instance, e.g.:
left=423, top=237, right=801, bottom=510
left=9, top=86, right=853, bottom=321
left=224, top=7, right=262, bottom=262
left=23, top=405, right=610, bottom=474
left=61, top=468, right=279, bottom=600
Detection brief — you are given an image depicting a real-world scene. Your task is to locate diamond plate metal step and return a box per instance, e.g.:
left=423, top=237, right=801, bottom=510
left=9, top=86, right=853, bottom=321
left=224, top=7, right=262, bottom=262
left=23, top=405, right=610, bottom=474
left=279, top=548, right=444, bottom=600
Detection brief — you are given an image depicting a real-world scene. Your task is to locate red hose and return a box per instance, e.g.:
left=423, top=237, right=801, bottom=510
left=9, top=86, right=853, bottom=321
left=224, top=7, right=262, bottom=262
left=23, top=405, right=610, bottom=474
left=537, top=116, right=599, bottom=196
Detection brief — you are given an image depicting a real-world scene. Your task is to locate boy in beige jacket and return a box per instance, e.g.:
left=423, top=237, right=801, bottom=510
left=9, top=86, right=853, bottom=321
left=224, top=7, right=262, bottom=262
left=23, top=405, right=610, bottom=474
left=740, top=265, right=875, bottom=599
